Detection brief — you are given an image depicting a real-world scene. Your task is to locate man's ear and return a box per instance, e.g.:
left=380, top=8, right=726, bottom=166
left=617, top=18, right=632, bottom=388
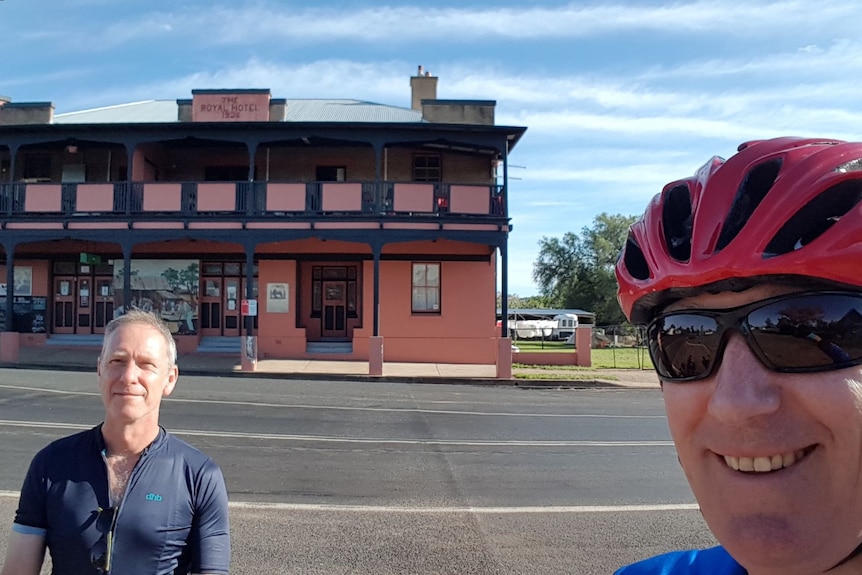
left=163, top=365, right=179, bottom=397
left=96, top=357, right=102, bottom=376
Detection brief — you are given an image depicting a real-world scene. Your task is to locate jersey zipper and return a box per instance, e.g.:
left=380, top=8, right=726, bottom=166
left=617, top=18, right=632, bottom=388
left=99, top=442, right=153, bottom=574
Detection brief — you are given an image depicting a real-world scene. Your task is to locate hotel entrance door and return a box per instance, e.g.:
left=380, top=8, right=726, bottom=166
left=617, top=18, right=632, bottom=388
left=53, top=269, right=113, bottom=335
left=199, top=262, right=255, bottom=337
left=53, top=277, right=75, bottom=334
left=322, top=280, right=347, bottom=338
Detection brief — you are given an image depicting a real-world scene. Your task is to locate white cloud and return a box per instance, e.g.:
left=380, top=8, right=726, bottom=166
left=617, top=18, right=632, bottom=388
left=28, top=1, right=862, bottom=50
left=8, top=0, right=862, bottom=298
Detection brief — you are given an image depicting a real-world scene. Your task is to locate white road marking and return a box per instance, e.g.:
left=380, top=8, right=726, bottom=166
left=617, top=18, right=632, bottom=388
left=0, top=384, right=664, bottom=419
left=0, top=419, right=673, bottom=447
left=0, top=490, right=696, bottom=513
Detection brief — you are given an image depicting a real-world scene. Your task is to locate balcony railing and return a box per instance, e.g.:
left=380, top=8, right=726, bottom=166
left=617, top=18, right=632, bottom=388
left=0, top=181, right=506, bottom=224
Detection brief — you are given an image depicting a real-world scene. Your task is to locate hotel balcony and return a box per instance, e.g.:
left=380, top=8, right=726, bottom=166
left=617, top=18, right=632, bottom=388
left=0, top=180, right=507, bottom=230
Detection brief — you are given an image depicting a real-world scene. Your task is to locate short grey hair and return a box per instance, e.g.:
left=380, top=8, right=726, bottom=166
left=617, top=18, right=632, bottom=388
left=101, top=309, right=178, bottom=366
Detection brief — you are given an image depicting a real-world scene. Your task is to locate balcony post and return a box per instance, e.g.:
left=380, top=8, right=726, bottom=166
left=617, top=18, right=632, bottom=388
left=373, top=141, right=384, bottom=212
left=122, top=242, right=132, bottom=315
left=7, top=144, right=17, bottom=183
left=4, top=242, right=15, bottom=333
left=246, top=140, right=259, bottom=216
left=497, top=241, right=511, bottom=379
left=246, top=140, right=259, bottom=183
left=241, top=242, right=257, bottom=372
left=502, top=137, right=509, bottom=217
left=124, top=142, right=135, bottom=183
left=499, top=242, right=508, bottom=338
left=369, top=241, right=383, bottom=376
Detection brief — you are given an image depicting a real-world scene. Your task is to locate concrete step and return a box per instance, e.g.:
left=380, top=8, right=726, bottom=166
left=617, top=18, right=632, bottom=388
left=46, top=334, right=104, bottom=347
left=306, top=341, right=353, bottom=354
left=197, top=336, right=241, bottom=353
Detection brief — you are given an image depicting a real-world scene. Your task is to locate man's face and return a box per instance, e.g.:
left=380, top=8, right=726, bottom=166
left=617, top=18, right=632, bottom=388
left=661, top=284, right=862, bottom=575
left=97, top=322, right=178, bottom=425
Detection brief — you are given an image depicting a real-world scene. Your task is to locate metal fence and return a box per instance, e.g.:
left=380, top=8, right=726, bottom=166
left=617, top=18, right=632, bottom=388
left=593, top=324, right=653, bottom=370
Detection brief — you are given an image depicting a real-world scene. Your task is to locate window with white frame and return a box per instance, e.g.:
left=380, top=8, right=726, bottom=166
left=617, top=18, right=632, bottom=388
left=412, top=263, right=440, bottom=313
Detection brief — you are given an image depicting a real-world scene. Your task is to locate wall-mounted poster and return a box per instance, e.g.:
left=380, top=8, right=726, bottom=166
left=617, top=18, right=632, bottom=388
left=0, top=296, right=46, bottom=333
left=0, top=267, right=33, bottom=297
left=266, top=283, right=289, bottom=313
left=113, top=259, right=200, bottom=334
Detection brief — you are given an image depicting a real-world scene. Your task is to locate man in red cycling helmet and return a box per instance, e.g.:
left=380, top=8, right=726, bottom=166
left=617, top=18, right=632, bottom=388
left=615, top=137, right=862, bottom=575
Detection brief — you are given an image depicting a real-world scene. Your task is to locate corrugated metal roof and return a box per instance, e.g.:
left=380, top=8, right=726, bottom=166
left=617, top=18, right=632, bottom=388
left=54, top=101, right=178, bottom=124
left=496, top=308, right=596, bottom=319
left=54, top=98, right=424, bottom=125
left=286, top=99, right=423, bottom=123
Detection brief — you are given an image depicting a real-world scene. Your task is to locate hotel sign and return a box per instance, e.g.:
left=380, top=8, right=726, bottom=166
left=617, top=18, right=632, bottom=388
left=192, top=92, right=270, bottom=122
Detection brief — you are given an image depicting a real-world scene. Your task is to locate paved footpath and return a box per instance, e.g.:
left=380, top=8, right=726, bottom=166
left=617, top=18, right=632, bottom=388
left=1, top=345, right=661, bottom=389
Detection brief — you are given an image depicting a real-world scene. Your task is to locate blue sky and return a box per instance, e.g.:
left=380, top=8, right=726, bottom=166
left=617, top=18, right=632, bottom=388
left=3, top=0, right=862, bottom=296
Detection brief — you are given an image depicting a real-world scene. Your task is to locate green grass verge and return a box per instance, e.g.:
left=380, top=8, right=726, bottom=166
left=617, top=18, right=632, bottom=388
left=512, top=345, right=654, bottom=370
left=591, top=348, right=654, bottom=369
left=511, top=340, right=572, bottom=352
left=513, top=363, right=591, bottom=371
left=513, top=372, right=619, bottom=381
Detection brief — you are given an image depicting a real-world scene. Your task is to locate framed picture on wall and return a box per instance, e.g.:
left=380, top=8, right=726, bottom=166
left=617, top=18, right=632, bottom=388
left=266, top=283, right=289, bottom=313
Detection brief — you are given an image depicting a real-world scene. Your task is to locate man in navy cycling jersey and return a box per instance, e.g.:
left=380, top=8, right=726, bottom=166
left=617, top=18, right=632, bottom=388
left=615, top=138, right=862, bottom=574
left=1, top=309, right=230, bottom=574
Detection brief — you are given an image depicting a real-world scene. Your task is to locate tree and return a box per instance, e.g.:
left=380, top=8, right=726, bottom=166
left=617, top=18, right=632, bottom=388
left=496, top=293, right=552, bottom=309
left=532, top=213, right=636, bottom=325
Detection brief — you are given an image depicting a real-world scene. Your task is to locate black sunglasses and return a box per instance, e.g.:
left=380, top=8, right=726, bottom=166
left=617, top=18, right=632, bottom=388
left=647, top=291, right=862, bottom=382
left=90, top=506, right=118, bottom=573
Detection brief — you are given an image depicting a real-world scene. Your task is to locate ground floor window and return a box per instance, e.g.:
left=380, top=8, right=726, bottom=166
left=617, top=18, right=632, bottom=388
left=412, top=262, right=440, bottom=313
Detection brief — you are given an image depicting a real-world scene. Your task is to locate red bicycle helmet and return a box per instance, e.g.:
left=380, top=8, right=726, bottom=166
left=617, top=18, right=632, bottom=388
left=616, top=137, right=862, bottom=324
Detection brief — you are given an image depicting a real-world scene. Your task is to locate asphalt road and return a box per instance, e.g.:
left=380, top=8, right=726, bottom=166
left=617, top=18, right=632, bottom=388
left=0, top=368, right=716, bottom=574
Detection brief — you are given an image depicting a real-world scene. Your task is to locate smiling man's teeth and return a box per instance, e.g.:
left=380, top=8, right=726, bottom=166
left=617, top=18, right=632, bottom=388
left=723, top=450, right=806, bottom=473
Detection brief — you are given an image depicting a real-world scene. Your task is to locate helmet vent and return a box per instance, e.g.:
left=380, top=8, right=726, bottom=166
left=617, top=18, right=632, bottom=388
left=715, top=159, right=782, bottom=252
left=764, top=180, right=862, bottom=257
left=836, top=158, right=862, bottom=173
left=662, top=184, right=692, bottom=261
left=623, top=235, right=651, bottom=280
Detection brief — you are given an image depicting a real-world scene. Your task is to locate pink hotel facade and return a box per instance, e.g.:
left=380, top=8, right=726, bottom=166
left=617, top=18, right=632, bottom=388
left=0, top=70, right=530, bottom=374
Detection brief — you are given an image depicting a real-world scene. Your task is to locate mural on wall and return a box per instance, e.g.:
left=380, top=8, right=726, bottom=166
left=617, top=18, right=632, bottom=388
left=113, top=260, right=200, bottom=334
left=0, top=266, right=33, bottom=296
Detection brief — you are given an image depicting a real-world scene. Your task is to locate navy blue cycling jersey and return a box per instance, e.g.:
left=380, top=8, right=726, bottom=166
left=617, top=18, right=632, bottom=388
left=615, top=546, right=746, bottom=574
left=13, top=425, right=230, bottom=575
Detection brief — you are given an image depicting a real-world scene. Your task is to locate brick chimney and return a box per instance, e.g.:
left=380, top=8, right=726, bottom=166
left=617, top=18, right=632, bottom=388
left=0, top=101, right=54, bottom=125
left=410, top=65, right=438, bottom=111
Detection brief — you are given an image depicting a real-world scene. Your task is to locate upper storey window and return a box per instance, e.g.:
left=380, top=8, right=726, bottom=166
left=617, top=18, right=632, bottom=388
left=23, top=155, right=51, bottom=181
left=412, top=154, right=441, bottom=182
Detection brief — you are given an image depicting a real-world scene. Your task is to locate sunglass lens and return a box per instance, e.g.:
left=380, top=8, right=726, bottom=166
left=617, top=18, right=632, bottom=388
left=748, top=294, right=862, bottom=370
left=90, top=537, right=108, bottom=570
left=650, top=314, right=721, bottom=380
left=90, top=507, right=116, bottom=573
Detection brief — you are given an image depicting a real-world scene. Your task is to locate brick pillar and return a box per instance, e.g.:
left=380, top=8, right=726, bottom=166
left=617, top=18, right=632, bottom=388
left=369, top=336, right=383, bottom=376
left=0, top=332, right=20, bottom=363
left=575, top=326, right=592, bottom=367
left=497, top=337, right=513, bottom=379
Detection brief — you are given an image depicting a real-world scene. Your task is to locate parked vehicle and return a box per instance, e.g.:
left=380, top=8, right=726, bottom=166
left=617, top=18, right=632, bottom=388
left=551, top=313, right=578, bottom=340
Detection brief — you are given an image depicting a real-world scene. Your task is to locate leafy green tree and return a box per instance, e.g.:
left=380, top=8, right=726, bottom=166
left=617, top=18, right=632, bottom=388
left=519, top=294, right=551, bottom=308
left=532, top=213, right=636, bottom=325
left=496, top=293, right=552, bottom=309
